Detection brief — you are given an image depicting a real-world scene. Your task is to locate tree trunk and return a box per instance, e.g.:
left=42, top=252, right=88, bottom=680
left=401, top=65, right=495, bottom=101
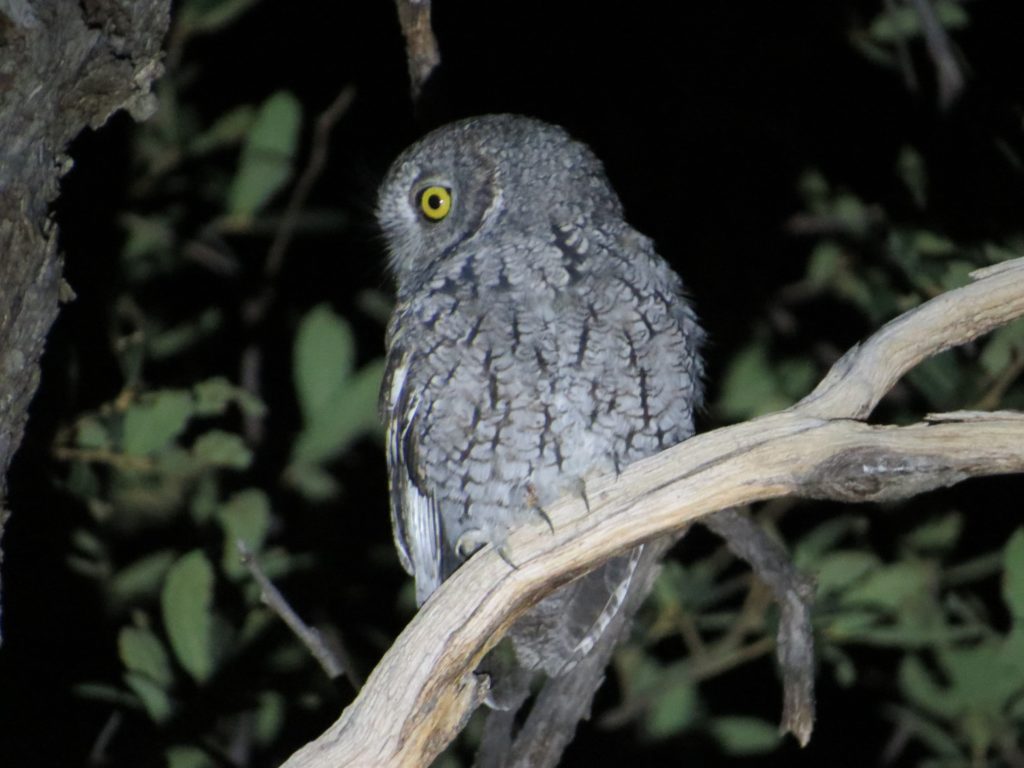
left=0, top=0, right=170, bottom=645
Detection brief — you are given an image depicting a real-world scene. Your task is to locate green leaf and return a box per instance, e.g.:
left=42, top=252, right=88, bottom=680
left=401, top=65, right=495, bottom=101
left=980, top=320, right=1024, bottom=378
left=193, top=376, right=265, bottom=418
left=294, top=304, right=356, bottom=422
left=118, top=626, right=173, bottom=688
left=897, top=145, right=927, bottom=208
left=1003, top=528, right=1024, bottom=623
left=899, top=655, right=960, bottom=720
left=72, top=528, right=105, bottom=558
left=833, top=193, right=873, bottom=236
left=644, top=678, right=698, bottom=739
left=122, top=390, right=194, bottom=456
left=74, top=682, right=138, bottom=707
left=906, top=352, right=965, bottom=411
left=253, top=691, right=286, bottom=746
left=709, top=716, right=780, bottom=755
left=110, top=550, right=178, bottom=605
left=188, top=105, right=257, bottom=155
left=179, top=0, right=262, bottom=35
left=165, top=745, right=217, bottom=768
left=913, top=230, right=957, bottom=258
left=937, top=260, right=975, bottom=293
left=120, top=212, right=174, bottom=263
left=161, top=550, right=216, bottom=683
left=889, top=705, right=964, bottom=758
left=148, top=309, right=223, bottom=360
left=961, top=711, right=994, bottom=763
left=193, top=377, right=239, bottom=416
left=776, top=357, right=816, bottom=400
left=217, top=488, right=271, bottom=578
left=716, top=343, right=789, bottom=420
left=937, top=643, right=1024, bottom=712
left=285, top=462, right=340, bottom=502
left=75, top=416, right=111, bottom=450
left=125, top=671, right=174, bottom=723
left=65, top=460, right=101, bottom=500
left=797, top=169, right=830, bottom=213
left=822, top=644, right=857, bottom=686
left=227, top=91, right=302, bottom=217
left=824, top=609, right=879, bottom=641
left=805, top=241, right=843, bottom=288
left=793, top=516, right=868, bottom=569
left=841, top=561, right=934, bottom=611
left=869, top=0, right=968, bottom=42
left=290, top=358, right=386, bottom=466
left=905, top=513, right=963, bottom=554
left=192, top=430, right=253, bottom=469
left=813, top=550, right=880, bottom=600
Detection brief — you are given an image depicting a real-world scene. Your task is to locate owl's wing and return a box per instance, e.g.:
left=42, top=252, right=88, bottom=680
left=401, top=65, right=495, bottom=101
left=382, top=348, right=444, bottom=606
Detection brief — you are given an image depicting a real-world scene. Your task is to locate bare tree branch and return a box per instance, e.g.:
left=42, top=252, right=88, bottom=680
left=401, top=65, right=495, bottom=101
left=393, top=0, right=441, bottom=103
left=278, top=257, right=1024, bottom=767
left=702, top=510, right=815, bottom=744
left=238, top=542, right=361, bottom=687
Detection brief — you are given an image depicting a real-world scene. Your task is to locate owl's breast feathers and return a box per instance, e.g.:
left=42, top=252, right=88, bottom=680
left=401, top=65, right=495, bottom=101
left=383, top=225, right=703, bottom=601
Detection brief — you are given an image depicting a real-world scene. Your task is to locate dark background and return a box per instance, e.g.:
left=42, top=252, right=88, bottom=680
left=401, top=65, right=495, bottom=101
left=3, top=1, right=1024, bottom=766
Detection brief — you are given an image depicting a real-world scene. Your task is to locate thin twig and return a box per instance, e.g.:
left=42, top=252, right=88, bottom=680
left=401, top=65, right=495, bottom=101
left=52, top=446, right=155, bottom=472
left=906, top=0, right=965, bottom=109
left=237, top=541, right=356, bottom=685
left=87, top=711, right=122, bottom=766
left=264, top=86, right=356, bottom=282
left=972, top=347, right=1024, bottom=411
left=239, top=86, right=356, bottom=443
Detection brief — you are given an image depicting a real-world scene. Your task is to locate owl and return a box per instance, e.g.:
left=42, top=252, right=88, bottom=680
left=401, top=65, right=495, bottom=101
left=377, top=114, right=704, bottom=684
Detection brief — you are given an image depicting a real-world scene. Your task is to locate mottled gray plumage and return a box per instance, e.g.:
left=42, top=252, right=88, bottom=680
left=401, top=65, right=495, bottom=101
left=378, top=114, right=704, bottom=683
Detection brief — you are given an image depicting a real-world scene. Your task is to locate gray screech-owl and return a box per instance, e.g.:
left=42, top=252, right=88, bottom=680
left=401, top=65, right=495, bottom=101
left=378, top=114, right=704, bottom=686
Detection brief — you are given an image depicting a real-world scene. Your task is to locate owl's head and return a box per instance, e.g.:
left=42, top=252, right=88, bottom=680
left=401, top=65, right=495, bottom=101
left=376, top=114, right=622, bottom=290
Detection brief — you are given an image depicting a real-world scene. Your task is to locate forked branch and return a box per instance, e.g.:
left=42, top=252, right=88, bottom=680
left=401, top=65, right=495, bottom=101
left=280, top=257, right=1024, bottom=768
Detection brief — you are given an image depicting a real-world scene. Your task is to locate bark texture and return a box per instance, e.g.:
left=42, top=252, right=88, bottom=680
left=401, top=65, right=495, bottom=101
left=0, top=0, right=170, bottom=645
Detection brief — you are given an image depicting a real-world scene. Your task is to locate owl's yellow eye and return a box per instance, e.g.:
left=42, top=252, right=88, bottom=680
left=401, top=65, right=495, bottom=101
left=418, top=185, right=452, bottom=221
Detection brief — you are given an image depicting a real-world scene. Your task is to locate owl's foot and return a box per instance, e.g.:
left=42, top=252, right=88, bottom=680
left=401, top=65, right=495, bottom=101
left=456, top=528, right=519, bottom=569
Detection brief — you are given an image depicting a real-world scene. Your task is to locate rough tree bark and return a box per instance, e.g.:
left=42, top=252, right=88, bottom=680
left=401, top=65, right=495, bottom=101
left=279, top=258, right=1024, bottom=767
left=0, top=0, right=170, bottom=645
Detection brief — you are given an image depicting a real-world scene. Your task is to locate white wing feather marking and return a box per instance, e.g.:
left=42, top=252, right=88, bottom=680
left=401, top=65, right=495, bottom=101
left=403, top=481, right=443, bottom=606
left=385, top=351, right=444, bottom=606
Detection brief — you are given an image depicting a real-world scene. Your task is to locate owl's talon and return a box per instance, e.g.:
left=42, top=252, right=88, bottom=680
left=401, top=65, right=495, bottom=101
left=535, top=504, right=555, bottom=534
left=496, top=544, right=519, bottom=570
left=577, top=477, right=592, bottom=515
left=525, top=482, right=555, bottom=533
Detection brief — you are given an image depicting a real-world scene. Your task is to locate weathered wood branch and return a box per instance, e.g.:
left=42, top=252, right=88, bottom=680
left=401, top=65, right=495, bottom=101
left=280, top=257, right=1024, bottom=768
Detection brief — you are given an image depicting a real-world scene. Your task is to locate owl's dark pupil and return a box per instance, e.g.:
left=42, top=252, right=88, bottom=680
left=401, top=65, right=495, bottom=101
left=427, top=194, right=442, bottom=210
